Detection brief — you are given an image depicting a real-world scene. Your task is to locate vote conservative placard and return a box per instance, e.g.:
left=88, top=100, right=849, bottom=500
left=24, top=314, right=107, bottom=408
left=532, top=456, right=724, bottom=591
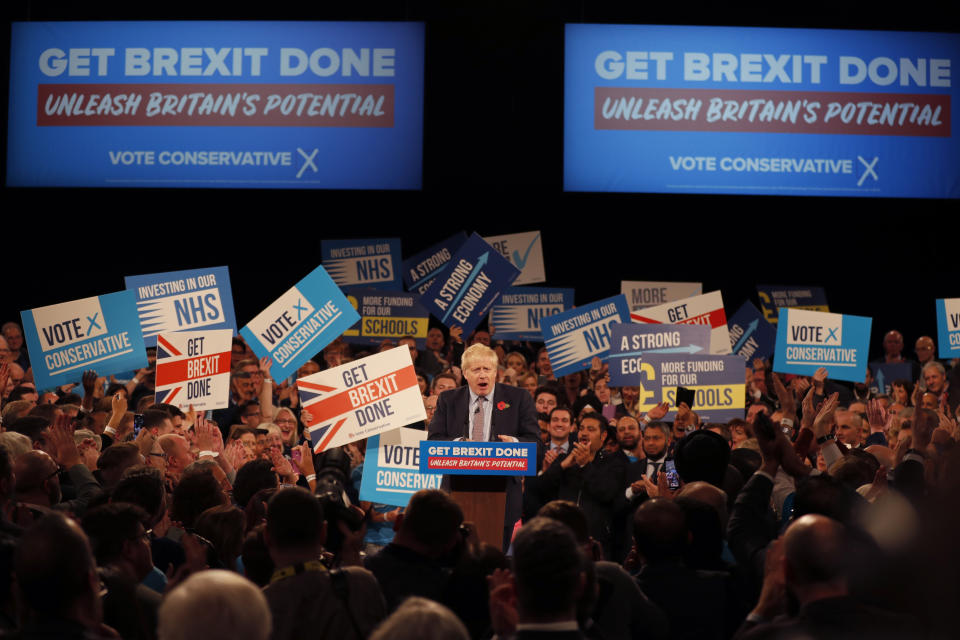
left=773, top=308, right=872, bottom=383
left=608, top=323, right=711, bottom=386
left=727, top=301, right=777, bottom=362
left=490, top=287, right=575, bottom=341
left=8, top=21, right=424, bottom=188
left=298, top=346, right=425, bottom=453
left=240, top=265, right=359, bottom=382
left=621, top=281, right=702, bottom=312
left=541, top=294, right=631, bottom=378
left=360, top=427, right=442, bottom=506
left=936, top=298, right=960, bottom=359
left=630, top=290, right=730, bottom=355
left=633, top=353, right=746, bottom=422
left=21, top=291, right=148, bottom=391
left=125, top=266, right=236, bottom=347
left=322, top=238, right=402, bottom=291
left=401, top=232, right=468, bottom=295
left=565, top=24, right=960, bottom=198
left=154, top=329, right=232, bottom=410
left=482, top=231, right=545, bottom=286
left=757, top=285, right=829, bottom=324
left=420, top=233, right=521, bottom=335
left=342, top=289, right=429, bottom=348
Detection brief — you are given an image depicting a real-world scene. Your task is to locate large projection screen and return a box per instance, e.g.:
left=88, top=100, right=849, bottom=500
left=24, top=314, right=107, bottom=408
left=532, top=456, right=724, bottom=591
left=565, top=24, right=959, bottom=198
left=7, top=21, right=424, bottom=189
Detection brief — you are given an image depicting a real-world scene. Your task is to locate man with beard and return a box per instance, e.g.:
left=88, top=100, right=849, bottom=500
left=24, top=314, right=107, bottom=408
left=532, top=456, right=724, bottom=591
left=536, top=414, right=626, bottom=559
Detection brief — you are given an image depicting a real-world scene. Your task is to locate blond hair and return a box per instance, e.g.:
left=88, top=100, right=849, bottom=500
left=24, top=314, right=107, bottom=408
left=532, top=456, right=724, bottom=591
left=461, top=343, right=498, bottom=370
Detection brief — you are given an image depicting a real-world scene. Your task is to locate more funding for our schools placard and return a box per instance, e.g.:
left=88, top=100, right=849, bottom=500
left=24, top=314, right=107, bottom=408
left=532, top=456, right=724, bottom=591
left=298, top=346, right=426, bottom=453
left=154, top=329, right=232, bottom=411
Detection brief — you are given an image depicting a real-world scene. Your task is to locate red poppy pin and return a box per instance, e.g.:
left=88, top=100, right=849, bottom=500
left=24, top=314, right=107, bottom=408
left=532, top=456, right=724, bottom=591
left=497, top=401, right=509, bottom=411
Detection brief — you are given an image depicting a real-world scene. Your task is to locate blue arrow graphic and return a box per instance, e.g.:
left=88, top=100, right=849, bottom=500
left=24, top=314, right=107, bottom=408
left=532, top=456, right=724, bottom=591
left=615, top=344, right=704, bottom=358
left=875, top=369, right=885, bottom=394
left=732, top=319, right=759, bottom=354
left=442, top=252, right=490, bottom=322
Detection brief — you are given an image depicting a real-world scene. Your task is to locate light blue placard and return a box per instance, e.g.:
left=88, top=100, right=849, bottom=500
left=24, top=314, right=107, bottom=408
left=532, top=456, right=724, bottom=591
left=419, top=441, right=536, bottom=476
left=565, top=24, right=960, bottom=198
left=8, top=21, right=424, bottom=189
left=401, top=232, right=468, bottom=295
left=239, top=265, right=360, bottom=382
left=420, top=233, right=521, bottom=335
left=21, top=290, right=148, bottom=392
left=124, top=266, right=237, bottom=347
left=608, top=322, right=711, bottom=386
left=936, top=298, right=960, bottom=359
left=490, top=287, right=575, bottom=341
left=359, top=428, right=443, bottom=506
left=322, top=238, right=402, bottom=291
left=773, top=308, right=872, bottom=383
left=540, top=294, right=631, bottom=378
left=727, top=301, right=777, bottom=362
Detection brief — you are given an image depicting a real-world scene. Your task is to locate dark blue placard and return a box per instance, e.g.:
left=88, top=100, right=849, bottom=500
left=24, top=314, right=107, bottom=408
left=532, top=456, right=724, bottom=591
left=322, top=238, right=402, bottom=291
left=757, top=285, right=829, bottom=324
left=419, top=441, right=536, bottom=476
left=21, top=290, right=148, bottom=391
left=8, top=21, right=424, bottom=189
left=420, top=233, right=521, bottom=335
left=565, top=24, right=960, bottom=198
left=239, top=265, right=360, bottom=382
left=773, top=308, right=872, bottom=383
left=540, top=295, right=631, bottom=378
left=124, top=266, right=237, bottom=348
left=936, top=298, right=960, bottom=359
left=608, top=322, right=712, bottom=386
left=341, top=288, right=430, bottom=348
left=869, top=361, right=913, bottom=395
left=727, top=301, right=777, bottom=362
left=402, top=232, right=468, bottom=295
left=490, top=287, right=575, bottom=341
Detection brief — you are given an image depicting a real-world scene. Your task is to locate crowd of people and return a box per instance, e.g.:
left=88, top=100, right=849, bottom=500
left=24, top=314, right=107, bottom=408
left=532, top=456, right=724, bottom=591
left=0, top=317, right=959, bottom=639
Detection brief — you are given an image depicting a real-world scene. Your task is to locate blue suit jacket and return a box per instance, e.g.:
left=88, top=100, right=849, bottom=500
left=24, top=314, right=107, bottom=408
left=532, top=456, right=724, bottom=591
left=427, top=383, right=539, bottom=531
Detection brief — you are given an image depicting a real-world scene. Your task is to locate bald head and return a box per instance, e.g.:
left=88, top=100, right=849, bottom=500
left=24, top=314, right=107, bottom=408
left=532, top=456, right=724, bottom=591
left=633, top=498, right=688, bottom=562
left=783, top=514, right=848, bottom=590
left=13, top=450, right=58, bottom=495
left=676, top=481, right=729, bottom=529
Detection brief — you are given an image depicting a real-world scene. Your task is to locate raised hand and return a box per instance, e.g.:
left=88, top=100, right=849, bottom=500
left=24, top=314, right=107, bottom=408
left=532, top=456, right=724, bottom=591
left=646, top=401, right=670, bottom=421
left=866, top=398, right=888, bottom=433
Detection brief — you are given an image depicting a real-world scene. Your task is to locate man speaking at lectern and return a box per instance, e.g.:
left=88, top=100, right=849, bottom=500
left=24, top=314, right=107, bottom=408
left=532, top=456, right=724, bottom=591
left=429, top=343, right=540, bottom=550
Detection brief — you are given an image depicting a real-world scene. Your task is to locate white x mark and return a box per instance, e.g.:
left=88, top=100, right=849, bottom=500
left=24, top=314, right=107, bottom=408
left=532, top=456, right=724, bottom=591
left=296, top=147, right=319, bottom=179
left=857, top=156, right=878, bottom=186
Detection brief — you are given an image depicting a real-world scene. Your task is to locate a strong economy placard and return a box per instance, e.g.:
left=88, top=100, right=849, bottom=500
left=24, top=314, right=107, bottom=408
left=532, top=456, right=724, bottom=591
left=540, top=295, right=631, bottom=378
left=757, top=285, right=829, bottom=324
left=621, top=281, right=702, bottom=311
left=482, top=231, right=546, bottom=286
left=565, top=24, right=960, bottom=198
left=608, top=323, right=712, bottom=386
left=489, top=287, right=575, bottom=341
left=773, top=308, right=872, bottom=383
left=125, top=266, right=236, bottom=347
left=322, top=238, right=402, bottom=291
left=298, top=346, right=425, bottom=453
left=240, top=265, right=359, bottom=382
left=727, top=301, right=777, bottom=362
left=154, top=329, right=232, bottom=410
left=630, top=291, right=730, bottom=355
left=360, top=427, right=442, bottom=506
left=633, top=354, right=746, bottom=422
left=8, top=21, right=424, bottom=188
left=402, top=232, right=468, bottom=295
left=21, top=291, right=148, bottom=391
left=936, top=298, right=960, bottom=359
left=420, top=233, right=521, bottom=335
left=342, top=289, right=429, bottom=348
